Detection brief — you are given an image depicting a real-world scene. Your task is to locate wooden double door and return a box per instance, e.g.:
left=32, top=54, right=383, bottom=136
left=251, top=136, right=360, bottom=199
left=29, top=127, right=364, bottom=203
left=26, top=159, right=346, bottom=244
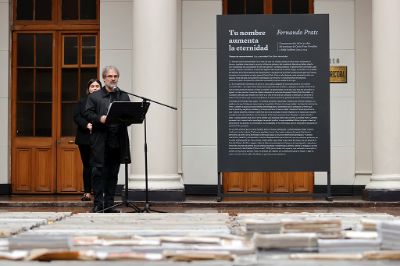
left=223, top=172, right=314, bottom=199
left=11, top=31, right=99, bottom=194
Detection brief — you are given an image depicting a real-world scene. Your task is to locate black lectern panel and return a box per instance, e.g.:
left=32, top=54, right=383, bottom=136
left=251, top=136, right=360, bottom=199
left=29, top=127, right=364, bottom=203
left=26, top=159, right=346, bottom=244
left=106, top=101, right=150, bottom=125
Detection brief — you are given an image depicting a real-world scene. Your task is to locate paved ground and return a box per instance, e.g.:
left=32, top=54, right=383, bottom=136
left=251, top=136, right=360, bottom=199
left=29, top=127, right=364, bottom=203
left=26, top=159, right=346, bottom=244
left=1, top=261, right=400, bottom=266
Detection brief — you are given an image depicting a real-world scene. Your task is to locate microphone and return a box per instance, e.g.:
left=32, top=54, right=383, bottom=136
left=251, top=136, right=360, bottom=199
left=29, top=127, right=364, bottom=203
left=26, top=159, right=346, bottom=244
left=113, top=86, right=120, bottom=92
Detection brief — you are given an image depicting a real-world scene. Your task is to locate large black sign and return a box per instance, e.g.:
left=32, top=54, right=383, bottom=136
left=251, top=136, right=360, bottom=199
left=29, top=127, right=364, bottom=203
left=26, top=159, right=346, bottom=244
left=217, top=15, right=330, bottom=172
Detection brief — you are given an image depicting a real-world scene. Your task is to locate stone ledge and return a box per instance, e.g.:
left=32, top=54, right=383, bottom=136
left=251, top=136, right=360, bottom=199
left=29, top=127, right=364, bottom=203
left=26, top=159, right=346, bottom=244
left=363, top=189, right=400, bottom=201
left=2, top=199, right=400, bottom=208
left=126, top=189, right=185, bottom=202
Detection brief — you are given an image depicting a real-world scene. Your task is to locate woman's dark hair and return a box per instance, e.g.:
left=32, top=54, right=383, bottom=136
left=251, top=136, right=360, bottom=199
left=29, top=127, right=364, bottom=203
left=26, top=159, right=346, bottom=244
left=86, top=78, right=102, bottom=94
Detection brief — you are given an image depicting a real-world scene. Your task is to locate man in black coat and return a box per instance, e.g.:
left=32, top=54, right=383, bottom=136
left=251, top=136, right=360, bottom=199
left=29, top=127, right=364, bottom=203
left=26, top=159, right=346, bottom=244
left=85, top=66, right=131, bottom=213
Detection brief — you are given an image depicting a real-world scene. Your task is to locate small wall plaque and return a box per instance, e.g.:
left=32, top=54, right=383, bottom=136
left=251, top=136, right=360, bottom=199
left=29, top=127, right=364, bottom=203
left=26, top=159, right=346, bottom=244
left=330, top=66, right=347, bottom=83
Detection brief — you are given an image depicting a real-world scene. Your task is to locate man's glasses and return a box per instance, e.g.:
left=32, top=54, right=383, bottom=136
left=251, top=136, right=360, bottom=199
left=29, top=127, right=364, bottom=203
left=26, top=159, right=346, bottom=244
left=106, top=75, right=119, bottom=79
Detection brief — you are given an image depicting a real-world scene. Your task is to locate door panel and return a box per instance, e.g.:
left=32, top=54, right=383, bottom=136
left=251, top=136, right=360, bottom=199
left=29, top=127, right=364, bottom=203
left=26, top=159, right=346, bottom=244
left=13, top=148, right=32, bottom=192
left=224, top=172, right=246, bottom=192
left=12, top=138, right=55, bottom=193
left=35, top=147, right=54, bottom=192
left=270, top=172, right=291, bottom=193
left=57, top=138, right=83, bottom=193
left=247, top=172, right=265, bottom=192
left=293, top=172, right=313, bottom=193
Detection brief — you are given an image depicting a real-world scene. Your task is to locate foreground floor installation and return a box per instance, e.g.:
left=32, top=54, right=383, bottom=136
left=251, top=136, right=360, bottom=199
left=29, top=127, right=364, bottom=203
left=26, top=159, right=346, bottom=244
left=1, top=211, right=400, bottom=265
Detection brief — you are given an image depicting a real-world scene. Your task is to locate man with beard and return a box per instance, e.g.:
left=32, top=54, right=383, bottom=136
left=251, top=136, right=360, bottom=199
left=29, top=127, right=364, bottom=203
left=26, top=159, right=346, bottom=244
left=85, top=66, right=131, bottom=213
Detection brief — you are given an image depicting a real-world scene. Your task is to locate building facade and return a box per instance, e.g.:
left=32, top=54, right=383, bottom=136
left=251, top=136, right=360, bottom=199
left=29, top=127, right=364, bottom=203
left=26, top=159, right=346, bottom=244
left=0, top=0, right=398, bottom=200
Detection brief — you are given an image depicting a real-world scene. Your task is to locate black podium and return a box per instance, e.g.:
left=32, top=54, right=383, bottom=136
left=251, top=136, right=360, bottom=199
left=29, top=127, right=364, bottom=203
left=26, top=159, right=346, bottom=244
left=106, top=101, right=149, bottom=125
left=103, top=101, right=150, bottom=212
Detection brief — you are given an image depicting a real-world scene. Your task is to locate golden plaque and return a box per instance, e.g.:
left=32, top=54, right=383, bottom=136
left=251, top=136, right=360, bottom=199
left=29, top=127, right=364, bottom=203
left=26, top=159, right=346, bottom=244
left=330, top=66, right=347, bottom=83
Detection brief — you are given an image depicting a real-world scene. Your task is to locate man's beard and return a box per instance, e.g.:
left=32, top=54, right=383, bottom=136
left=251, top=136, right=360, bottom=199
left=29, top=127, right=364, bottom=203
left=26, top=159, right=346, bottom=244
left=107, top=83, right=117, bottom=89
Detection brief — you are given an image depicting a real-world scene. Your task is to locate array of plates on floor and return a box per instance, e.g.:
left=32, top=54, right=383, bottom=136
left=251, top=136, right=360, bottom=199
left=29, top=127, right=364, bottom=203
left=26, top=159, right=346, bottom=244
left=1, top=212, right=400, bottom=261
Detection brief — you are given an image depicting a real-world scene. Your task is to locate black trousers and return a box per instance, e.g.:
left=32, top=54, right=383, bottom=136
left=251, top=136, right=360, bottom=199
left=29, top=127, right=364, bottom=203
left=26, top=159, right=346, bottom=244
left=92, top=146, right=121, bottom=209
left=78, top=144, right=92, bottom=193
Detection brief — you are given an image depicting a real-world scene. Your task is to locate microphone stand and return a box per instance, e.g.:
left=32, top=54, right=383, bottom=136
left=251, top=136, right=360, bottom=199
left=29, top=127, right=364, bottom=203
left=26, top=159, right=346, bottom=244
left=116, top=88, right=177, bottom=213
left=116, top=88, right=177, bottom=111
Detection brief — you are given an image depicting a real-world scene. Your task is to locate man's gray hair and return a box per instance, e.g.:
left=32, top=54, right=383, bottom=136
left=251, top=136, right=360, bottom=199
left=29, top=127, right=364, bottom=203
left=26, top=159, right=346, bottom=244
left=102, top=65, right=120, bottom=78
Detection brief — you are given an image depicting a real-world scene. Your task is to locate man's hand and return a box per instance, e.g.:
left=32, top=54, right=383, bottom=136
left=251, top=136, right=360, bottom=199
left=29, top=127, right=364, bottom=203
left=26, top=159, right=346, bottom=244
left=100, top=115, right=107, bottom=124
left=86, top=123, right=93, bottom=134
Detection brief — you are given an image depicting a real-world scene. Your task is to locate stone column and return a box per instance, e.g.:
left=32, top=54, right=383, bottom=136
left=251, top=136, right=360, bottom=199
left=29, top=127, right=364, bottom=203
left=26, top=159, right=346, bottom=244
left=364, top=0, right=400, bottom=200
left=129, top=0, right=184, bottom=201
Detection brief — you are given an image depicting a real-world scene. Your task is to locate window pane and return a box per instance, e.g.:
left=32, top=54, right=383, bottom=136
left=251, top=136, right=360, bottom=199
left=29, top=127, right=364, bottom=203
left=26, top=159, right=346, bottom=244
left=273, top=0, right=290, bottom=14
left=64, top=36, right=78, bottom=65
left=35, top=0, right=52, bottom=20
left=62, top=68, right=78, bottom=101
left=17, top=0, right=33, bottom=20
left=17, top=69, right=34, bottom=101
left=81, top=0, right=97, bottom=20
left=80, top=68, right=98, bottom=97
left=17, top=103, right=33, bottom=136
left=18, top=34, right=34, bottom=67
left=246, top=0, right=263, bottom=14
left=292, top=0, right=309, bottom=14
left=228, top=0, right=245, bottom=14
left=62, top=0, right=78, bottom=20
left=82, top=36, right=96, bottom=64
left=36, top=34, right=52, bottom=67
left=36, top=69, right=52, bottom=101
left=35, top=103, right=52, bottom=136
left=61, top=103, right=75, bottom=136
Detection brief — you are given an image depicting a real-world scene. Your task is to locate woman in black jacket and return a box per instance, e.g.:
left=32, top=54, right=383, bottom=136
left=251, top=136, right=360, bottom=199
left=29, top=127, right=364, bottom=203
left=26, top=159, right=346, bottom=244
left=74, top=78, right=102, bottom=201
